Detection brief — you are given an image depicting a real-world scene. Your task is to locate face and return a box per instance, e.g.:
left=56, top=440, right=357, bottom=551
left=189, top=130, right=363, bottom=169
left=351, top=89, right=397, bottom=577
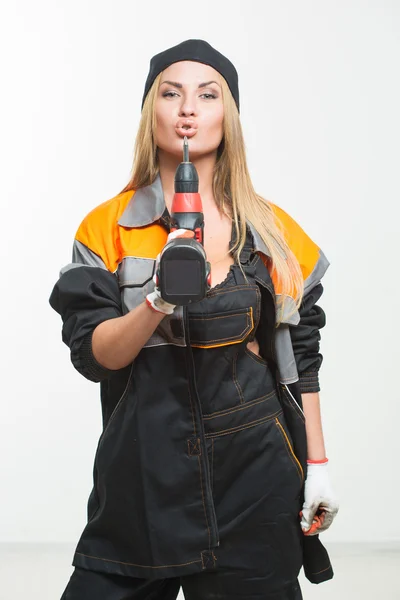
left=154, top=61, right=224, bottom=162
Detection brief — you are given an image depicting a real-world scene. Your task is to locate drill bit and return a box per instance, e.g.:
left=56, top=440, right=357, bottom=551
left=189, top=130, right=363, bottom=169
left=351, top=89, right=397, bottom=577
left=183, top=135, right=189, bottom=162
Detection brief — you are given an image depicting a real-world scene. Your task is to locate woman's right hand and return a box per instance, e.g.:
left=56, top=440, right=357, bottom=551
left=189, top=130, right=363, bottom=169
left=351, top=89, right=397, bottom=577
left=146, top=228, right=195, bottom=315
left=154, top=228, right=195, bottom=286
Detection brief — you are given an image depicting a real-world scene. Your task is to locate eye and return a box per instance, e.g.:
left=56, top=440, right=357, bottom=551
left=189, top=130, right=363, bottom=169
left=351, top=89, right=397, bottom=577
left=162, top=92, right=217, bottom=99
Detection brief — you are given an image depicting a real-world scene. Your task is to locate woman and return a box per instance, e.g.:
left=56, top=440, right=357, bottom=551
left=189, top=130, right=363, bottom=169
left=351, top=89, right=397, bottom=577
left=50, top=39, right=339, bottom=600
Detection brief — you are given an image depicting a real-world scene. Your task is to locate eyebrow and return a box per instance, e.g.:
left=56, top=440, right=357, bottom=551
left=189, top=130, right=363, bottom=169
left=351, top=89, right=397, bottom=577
left=160, top=80, right=221, bottom=89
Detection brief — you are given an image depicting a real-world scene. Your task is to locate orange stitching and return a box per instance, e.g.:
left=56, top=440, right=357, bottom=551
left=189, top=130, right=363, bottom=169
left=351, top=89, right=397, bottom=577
left=74, top=551, right=202, bottom=568
left=192, top=338, right=250, bottom=349
left=190, top=311, right=249, bottom=322
left=190, top=308, right=253, bottom=345
left=275, top=417, right=304, bottom=484
left=205, top=410, right=283, bottom=438
left=311, top=565, right=332, bottom=575
left=203, top=389, right=277, bottom=419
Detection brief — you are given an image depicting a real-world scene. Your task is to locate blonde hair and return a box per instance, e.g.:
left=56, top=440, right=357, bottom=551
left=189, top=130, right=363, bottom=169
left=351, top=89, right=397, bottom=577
left=120, top=72, right=304, bottom=324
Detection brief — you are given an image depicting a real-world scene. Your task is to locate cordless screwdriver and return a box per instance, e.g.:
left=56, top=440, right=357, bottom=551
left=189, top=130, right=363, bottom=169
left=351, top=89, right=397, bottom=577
left=155, top=136, right=211, bottom=305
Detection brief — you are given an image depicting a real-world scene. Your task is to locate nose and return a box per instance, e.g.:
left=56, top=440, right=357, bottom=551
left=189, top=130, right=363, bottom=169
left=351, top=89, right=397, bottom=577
left=179, top=98, right=197, bottom=118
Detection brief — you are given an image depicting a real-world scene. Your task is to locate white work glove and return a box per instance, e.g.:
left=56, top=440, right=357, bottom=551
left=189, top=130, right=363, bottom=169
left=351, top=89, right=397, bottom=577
left=145, top=228, right=194, bottom=315
left=300, top=458, right=339, bottom=536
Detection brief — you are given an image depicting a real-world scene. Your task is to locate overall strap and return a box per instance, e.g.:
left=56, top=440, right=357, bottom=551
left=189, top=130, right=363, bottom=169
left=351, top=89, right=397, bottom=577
left=229, top=221, right=254, bottom=267
left=228, top=221, right=259, bottom=286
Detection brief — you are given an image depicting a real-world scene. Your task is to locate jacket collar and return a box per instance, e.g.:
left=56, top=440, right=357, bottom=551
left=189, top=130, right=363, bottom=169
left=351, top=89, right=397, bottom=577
left=118, top=172, right=271, bottom=258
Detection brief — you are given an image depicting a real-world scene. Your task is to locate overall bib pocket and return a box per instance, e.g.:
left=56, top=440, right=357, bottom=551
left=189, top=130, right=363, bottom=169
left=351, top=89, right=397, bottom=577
left=188, top=306, right=254, bottom=348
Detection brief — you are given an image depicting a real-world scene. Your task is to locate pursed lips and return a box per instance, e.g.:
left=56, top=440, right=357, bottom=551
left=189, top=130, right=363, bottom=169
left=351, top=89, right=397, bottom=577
left=175, top=119, right=198, bottom=137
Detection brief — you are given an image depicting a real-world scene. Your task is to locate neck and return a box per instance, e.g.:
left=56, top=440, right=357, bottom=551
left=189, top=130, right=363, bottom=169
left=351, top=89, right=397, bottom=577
left=157, top=148, right=218, bottom=213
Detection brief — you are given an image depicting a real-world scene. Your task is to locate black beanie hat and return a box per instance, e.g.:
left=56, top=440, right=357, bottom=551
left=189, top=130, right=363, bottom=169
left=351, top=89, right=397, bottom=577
left=141, top=39, right=240, bottom=113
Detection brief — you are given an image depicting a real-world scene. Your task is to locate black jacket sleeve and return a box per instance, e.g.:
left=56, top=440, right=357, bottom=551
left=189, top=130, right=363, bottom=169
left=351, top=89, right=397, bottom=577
left=49, top=265, right=123, bottom=383
left=289, top=282, right=326, bottom=394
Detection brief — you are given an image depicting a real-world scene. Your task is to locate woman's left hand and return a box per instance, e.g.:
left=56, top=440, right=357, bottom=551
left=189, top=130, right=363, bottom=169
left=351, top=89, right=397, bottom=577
left=300, top=459, right=339, bottom=535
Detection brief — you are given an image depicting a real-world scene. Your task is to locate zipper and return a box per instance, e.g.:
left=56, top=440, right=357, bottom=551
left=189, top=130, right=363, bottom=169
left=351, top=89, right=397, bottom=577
left=183, top=305, right=220, bottom=548
left=284, top=383, right=305, bottom=418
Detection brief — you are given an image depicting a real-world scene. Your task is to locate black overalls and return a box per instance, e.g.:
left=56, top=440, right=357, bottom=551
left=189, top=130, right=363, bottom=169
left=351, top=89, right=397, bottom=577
left=60, top=224, right=305, bottom=599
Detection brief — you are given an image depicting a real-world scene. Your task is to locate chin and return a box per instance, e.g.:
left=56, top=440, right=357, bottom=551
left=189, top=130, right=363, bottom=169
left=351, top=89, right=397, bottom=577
left=176, top=137, right=219, bottom=155
left=157, top=137, right=220, bottom=161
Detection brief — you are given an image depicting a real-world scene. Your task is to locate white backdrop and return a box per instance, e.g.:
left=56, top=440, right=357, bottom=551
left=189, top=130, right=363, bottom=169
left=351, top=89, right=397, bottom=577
left=1, top=0, right=399, bottom=546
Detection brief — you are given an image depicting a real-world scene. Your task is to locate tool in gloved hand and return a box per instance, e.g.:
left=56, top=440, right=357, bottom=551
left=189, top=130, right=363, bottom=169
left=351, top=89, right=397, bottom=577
left=146, top=228, right=195, bottom=315
left=154, top=136, right=212, bottom=306
left=299, top=458, right=339, bottom=536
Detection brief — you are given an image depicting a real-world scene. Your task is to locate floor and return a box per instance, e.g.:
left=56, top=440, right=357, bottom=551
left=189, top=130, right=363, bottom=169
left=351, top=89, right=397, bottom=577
left=0, top=542, right=399, bottom=599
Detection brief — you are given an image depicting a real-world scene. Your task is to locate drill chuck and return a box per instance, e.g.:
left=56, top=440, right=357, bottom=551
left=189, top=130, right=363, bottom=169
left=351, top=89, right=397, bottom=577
left=174, top=137, right=199, bottom=193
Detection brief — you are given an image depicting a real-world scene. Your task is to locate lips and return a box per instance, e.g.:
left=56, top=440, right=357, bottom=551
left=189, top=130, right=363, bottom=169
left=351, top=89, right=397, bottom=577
left=176, top=118, right=198, bottom=130
left=175, top=119, right=198, bottom=138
